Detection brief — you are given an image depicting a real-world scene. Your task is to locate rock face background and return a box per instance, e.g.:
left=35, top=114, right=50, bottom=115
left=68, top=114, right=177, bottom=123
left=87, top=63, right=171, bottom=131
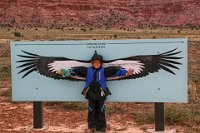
left=0, top=0, right=200, bottom=28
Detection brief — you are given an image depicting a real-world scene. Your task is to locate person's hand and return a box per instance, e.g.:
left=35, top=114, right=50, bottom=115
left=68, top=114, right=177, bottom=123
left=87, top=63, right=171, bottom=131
left=127, top=68, right=134, bottom=76
left=56, top=70, right=62, bottom=75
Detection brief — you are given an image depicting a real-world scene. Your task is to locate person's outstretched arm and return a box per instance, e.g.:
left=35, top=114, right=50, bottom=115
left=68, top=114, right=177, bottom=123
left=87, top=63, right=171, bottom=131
left=56, top=67, right=87, bottom=78
left=104, top=66, right=134, bottom=78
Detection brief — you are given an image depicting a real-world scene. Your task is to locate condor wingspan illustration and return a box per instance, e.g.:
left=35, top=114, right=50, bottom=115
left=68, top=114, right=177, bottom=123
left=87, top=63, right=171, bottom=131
left=17, top=48, right=182, bottom=81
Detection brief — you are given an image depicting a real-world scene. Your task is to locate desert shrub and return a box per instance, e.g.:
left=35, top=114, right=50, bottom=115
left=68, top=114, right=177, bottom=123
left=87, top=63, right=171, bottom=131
left=132, top=104, right=194, bottom=126
left=0, top=89, right=11, bottom=97
left=80, top=28, right=86, bottom=32
left=165, top=105, right=193, bottom=126
left=132, top=110, right=154, bottom=124
left=45, top=102, right=87, bottom=110
left=13, top=31, right=22, bottom=37
left=107, top=104, right=126, bottom=114
left=114, top=34, right=117, bottom=38
left=0, top=66, right=11, bottom=77
left=62, top=102, right=87, bottom=110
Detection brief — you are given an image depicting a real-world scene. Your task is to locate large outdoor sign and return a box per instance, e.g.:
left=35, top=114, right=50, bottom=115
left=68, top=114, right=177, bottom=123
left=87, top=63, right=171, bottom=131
left=11, top=39, right=188, bottom=102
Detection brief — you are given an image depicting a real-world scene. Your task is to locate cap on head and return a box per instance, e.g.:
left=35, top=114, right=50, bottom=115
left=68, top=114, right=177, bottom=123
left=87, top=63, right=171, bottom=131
left=91, top=51, right=103, bottom=62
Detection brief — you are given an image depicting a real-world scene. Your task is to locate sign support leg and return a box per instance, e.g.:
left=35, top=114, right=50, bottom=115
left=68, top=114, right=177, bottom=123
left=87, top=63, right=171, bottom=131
left=155, top=102, right=164, bottom=131
left=33, top=102, right=43, bottom=128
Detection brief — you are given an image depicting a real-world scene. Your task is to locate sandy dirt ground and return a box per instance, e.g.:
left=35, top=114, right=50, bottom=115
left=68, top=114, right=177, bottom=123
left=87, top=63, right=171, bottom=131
left=0, top=88, right=177, bottom=133
left=0, top=102, right=176, bottom=133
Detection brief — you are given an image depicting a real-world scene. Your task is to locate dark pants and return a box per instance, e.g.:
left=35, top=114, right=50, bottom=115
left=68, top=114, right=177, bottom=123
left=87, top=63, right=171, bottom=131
left=88, top=100, right=106, bottom=131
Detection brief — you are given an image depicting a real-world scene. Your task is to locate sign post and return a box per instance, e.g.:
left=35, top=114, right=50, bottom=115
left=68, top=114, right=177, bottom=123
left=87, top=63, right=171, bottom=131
left=33, top=102, right=43, bottom=128
left=155, top=102, right=164, bottom=131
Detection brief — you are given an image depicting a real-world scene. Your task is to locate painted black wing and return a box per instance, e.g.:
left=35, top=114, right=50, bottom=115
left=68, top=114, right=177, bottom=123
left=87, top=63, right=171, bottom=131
left=17, top=51, right=90, bottom=80
left=103, top=48, right=183, bottom=81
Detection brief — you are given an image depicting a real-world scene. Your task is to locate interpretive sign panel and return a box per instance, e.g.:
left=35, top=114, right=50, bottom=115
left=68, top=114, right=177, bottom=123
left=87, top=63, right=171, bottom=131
left=11, top=39, right=188, bottom=102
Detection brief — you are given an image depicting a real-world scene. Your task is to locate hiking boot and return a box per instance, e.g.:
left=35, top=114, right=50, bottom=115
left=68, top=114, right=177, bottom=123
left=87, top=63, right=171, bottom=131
left=90, top=128, right=96, bottom=133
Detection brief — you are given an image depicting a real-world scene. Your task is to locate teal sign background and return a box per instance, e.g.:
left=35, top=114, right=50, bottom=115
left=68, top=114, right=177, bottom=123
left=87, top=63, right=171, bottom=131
left=11, top=39, right=188, bottom=102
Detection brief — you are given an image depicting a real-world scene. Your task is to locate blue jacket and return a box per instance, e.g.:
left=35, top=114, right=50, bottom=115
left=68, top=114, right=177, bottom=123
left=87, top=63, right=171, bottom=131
left=61, top=66, right=128, bottom=98
left=85, top=66, right=127, bottom=94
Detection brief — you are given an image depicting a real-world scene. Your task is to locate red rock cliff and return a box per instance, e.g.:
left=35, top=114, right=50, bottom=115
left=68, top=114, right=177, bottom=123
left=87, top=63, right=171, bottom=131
left=0, top=0, right=200, bottom=28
